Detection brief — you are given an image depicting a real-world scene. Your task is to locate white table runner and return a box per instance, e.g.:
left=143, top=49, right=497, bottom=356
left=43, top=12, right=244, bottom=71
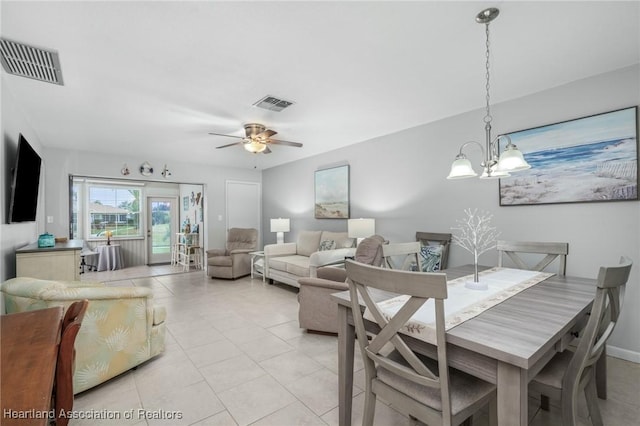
left=364, top=267, right=554, bottom=344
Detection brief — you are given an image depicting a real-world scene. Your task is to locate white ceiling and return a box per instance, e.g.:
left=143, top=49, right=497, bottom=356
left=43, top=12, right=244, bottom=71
left=2, top=1, right=638, bottom=170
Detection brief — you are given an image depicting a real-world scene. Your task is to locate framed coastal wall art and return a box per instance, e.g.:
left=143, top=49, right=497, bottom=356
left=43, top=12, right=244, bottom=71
left=315, top=165, right=350, bottom=218
left=499, top=106, right=638, bottom=206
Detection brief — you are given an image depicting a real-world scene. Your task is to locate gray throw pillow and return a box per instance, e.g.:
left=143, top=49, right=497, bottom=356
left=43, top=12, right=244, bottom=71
left=354, top=235, right=386, bottom=266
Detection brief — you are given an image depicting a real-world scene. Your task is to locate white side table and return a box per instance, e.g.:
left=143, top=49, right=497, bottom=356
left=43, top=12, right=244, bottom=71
left=249, top=251, right=265, bottom=282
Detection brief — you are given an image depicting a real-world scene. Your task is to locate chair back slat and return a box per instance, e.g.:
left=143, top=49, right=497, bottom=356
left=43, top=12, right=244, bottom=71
left=55, top=299, right=89, bottom=426
left=382, top=242, right=423, bottom=271
left=497, top=240, right=569, bottom=275
left=346, top=261, right=451, bottom=413
left=564, top=257, right=632, bottom=393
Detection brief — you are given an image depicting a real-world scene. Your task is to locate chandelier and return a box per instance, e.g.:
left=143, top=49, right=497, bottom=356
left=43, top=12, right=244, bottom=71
left=447, top=8, right=531, bottom=180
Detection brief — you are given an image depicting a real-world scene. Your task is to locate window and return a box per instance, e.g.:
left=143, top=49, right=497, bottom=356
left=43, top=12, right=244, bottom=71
left=71, top=178, right=143, bottom=240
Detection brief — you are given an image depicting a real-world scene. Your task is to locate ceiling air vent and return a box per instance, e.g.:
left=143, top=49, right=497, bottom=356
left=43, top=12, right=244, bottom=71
left=0, top=38, right=63, bottom=85
left=253, top=95, right=294, bottom=112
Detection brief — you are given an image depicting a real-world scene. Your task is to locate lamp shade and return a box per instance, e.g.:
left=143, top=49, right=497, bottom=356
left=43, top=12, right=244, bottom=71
left=447, top=157, right=478, bottom=179
left=479, top=165, right=510, bottom=179
left=348, top=218, right=375, bottom=239
left=270, top=218, right=290, bottom=233
left=497, top=145, right=531, bottom=172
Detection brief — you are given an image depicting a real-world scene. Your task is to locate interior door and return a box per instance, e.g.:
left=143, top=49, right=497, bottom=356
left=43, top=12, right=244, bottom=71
left=226, top=181, right=261, bottom=242
left=147, top=197, right=178, bottom=264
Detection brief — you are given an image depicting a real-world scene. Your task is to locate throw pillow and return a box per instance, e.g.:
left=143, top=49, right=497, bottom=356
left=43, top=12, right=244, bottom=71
left=319, top=240, right=336, bottom=251
left=420, top=245, right=443, bottom=272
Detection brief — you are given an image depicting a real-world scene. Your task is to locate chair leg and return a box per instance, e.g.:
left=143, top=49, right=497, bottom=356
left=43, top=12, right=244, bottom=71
left=488, top=396, right=498, bottom=426
left=585, top=376, right=604, bottom=426
left=560, top=388, right=579, bottom=426
left=362, top=386, right=376, bottom=426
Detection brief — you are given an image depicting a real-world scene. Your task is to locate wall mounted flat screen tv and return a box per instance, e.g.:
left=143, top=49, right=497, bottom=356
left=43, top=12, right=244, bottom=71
left=8, top=134, right=42, bottom=223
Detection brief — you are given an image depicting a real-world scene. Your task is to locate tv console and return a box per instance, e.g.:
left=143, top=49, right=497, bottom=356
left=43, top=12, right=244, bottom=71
left=16, top=239, right=83, bottom=281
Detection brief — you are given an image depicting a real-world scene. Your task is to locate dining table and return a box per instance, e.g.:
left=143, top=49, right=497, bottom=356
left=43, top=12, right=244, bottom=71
left=1, top=307, right=64, bottom=426
left=331, top=264, right=602, bottom=426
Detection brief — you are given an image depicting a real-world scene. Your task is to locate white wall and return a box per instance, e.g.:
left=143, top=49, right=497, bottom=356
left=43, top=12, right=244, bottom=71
left=42, top=147, right=261, bottom=255
left=262, top=65, right=640, bottom=361
left=1, top=82, right=46, bottom=281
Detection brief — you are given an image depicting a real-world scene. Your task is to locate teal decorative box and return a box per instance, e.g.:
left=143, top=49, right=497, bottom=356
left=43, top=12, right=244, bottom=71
left=37, top=233, right=55, bottom=248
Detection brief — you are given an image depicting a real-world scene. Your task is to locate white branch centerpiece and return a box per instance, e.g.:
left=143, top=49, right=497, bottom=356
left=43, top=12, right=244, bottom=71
left=451, top=208, right=500, bottom=289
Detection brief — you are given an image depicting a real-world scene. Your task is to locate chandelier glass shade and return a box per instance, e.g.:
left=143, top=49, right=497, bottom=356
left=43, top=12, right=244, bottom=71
left=447, top=8, right=531, bottom=180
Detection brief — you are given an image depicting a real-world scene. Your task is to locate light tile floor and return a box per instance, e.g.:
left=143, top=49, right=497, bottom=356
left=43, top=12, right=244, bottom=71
left=72, top=267, right=640, bottom=426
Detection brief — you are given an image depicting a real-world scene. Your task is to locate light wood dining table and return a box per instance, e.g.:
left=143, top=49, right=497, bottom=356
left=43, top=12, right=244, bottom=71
left=331, top=264, right=601, bottom=426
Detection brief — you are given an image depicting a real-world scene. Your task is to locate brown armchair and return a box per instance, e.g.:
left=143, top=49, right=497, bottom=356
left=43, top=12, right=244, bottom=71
left=207, top=228, right=258, bottom=279
left=297, top=235, right=386, bottom=333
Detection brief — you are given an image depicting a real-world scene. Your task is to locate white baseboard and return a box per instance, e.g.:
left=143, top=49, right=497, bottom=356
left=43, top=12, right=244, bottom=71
left=607, top=344, right=640, bottom=363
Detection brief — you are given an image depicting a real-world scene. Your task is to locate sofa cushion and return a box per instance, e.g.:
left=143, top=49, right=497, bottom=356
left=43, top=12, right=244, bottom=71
left=269, top=257, right=290, bottom=273
left=209, top=255, right=233, bottom=267
left=268, top=255, right=310, bottom=277
left=286, top=257, right=311, bottom=277
left=297, top=231, right=323, bottom=256
left=321, top=231, right=355, bottom=249
left=226, top=228, right=258, bottom=252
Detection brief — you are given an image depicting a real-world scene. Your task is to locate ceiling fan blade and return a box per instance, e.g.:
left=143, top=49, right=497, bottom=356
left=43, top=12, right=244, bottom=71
left=256, top=129, right=277, bottom=139
left=208, top=132, right=245, bottom=140
left=263, top=146, right=272, bottom=154
left=268, top=139, right=303, bottom=148
left=216, top=141, right=244, bottom=149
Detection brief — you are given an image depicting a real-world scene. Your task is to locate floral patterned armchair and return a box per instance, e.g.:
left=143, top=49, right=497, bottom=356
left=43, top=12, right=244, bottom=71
left=1, top=277, right=166, bottom=393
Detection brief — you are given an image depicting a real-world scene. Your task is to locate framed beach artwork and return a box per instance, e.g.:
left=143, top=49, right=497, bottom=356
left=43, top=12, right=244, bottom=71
left=315, top=165, right=350, bottom=218
left=499, top=106, right=638, bottom=206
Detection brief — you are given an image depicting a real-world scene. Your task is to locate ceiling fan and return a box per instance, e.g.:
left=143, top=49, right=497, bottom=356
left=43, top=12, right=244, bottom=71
left=209, top=123, right=303, bottom=154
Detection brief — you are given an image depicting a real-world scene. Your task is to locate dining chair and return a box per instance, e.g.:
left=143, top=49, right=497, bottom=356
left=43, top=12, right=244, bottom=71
left=416, top=232, right=452, bottom=271
left=382, top=241, right=424, bottom=271
left=345, top=260, right=497, bottom=426
left=497, top=240, right=569, bottom=275
left=529, top=256, right=632, bottom=426
left=55, top=299, right=89, bottom=426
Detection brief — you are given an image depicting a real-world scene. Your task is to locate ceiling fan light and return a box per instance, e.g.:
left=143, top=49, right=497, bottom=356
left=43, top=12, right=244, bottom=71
left=244, top=141, right=267, bottom=153
left=497, top=145, right=531, bottom=171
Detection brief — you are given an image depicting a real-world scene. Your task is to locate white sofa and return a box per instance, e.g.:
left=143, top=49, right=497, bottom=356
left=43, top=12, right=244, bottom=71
left=264, top=230, right=356, bottom=287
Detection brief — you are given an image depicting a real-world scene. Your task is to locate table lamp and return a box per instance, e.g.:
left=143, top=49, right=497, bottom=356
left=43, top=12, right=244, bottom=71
left=270, top=218, right=290, bottom=244
left=348, top=218, right=375, bottom=246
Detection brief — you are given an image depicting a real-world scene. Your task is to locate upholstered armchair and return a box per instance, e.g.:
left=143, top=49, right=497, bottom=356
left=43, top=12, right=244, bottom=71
left=297, top=235, right=386, bottom=333
left=1, top=277, right=166, bottom=394
left=207, top=227, right=258, bottom=279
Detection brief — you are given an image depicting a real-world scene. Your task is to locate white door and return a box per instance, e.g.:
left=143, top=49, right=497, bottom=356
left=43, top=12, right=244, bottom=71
left=147, top=197, right=178, bottom=264
left=226, top=181, right=261, bottom=241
